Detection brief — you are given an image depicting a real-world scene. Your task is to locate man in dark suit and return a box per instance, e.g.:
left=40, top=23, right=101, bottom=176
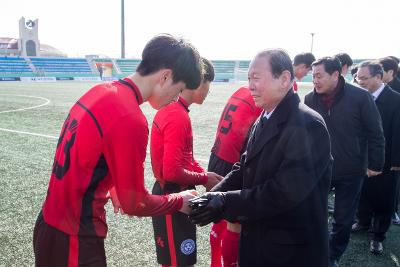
left=379, top=57, right=400, bottom=93
left=352, top=61, right=400, bottom=254
left=189, top=49, right=333, bottom=267
left=305, top=57, right=385, bottom=267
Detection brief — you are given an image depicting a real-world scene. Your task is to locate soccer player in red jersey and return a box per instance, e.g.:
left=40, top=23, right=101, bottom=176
left=150, top=58, right=223, bottom=267
left=293, top=52, right=315, bottom=92
left=208, top=86, right=262, bottom=267
left=33, top=34, right=203, bottom=267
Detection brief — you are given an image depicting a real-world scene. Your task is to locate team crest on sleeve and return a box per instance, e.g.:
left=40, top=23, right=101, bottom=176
left=180, top=239, right=195, bottom=255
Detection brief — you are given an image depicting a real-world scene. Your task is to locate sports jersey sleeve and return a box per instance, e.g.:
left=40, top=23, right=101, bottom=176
left=192, top=158, right=206, bottom=173
left=161, top=112, right=208, bottom=186
left=103, top=114, right=182, bottom=216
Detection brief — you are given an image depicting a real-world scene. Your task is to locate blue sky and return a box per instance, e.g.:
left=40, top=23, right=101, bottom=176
left=2, top=0, right=399, bottom=60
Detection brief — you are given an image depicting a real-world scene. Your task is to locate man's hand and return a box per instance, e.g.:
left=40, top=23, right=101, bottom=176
left=108, top=187, right=126, bottom=215
left=189, top=192, right=226, bottom=226
left=391, top=166, right=400, bottom=171
left=204, top=172, right=224, bottom=192
left=367, top=169, right=382, bottom=177
left=178, top=190, right=198, bottom=214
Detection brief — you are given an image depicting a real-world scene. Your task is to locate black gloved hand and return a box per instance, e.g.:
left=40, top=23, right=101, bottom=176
left=189, top=192, right=226, bottom=226
left=189, top=196, right=209, bottom=211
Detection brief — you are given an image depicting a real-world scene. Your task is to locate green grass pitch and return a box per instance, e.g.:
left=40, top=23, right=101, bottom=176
left=0, top=81, right=399, bottom=266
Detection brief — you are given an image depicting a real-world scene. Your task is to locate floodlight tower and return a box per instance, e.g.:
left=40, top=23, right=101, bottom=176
left=310, top=33, right=315, bottom=54
left=121, top=0, right=125, bottom=58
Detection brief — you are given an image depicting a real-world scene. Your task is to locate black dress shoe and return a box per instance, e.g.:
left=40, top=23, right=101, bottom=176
left=329, top=259, right=339, bottom=267
left=370, top=240, right=383, bottom=254
left=393, top=212, right=400, bottom=225
left=351, top=222, right=369, bottom=232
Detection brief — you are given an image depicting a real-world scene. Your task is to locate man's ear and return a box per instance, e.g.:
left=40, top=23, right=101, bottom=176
left=280, top=70, right=292, bottom=88
left=159, top=69, right=173, bottom=86
left=332, top=70, right=340, bottom=80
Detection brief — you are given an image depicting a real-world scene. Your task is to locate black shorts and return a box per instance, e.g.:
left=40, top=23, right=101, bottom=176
left=208, top=153, right=234, bottom=177
left=152, top=181, right=196, bottom=266
left=33, top=211, right=106, bottom=267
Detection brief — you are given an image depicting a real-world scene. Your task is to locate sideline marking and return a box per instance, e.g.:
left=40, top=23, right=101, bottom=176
left=0, top=127, right=58, bottom=139
left=0, top=126, right=210, bottom=164
left=0, top=94, right=51, bottom=114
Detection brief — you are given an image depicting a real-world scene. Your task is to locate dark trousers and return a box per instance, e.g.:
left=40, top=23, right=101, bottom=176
left=395, top=174, right=400, bottom=213
left=357, top=171, right=399, bottom=241
left=329, top=175, right=364, bottom=262
left=33, top=211, right=106, bottom=267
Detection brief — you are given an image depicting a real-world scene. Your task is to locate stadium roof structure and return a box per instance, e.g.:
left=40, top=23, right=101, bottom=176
left=0, top=37, right=66, bottom=57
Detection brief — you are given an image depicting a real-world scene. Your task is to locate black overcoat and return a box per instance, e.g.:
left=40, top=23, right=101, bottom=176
left=212, top=91, right=333, bottom=267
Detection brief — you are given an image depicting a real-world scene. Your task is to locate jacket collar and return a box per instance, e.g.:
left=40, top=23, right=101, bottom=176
left=375, top=85, right=391, bottom=103
left=312, top=76, right=348, bottom=109
left=246, top=90, right=300, bottom=161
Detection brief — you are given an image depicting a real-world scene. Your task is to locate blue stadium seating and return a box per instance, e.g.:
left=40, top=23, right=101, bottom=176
left=212, top=60, right=235, bottom=82
left=30, top=57, right=92, bottom=74
left=0, top=57, right=32, bottom=73
left=116, top=59, right=141, bottom=74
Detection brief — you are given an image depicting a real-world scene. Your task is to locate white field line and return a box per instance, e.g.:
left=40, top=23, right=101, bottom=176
left=0, top=94, right=55, bottom=138
left=0, top=94, right=210, bottom=163
left=0, top=127, right=58, bottom=139
left=0, top=94, right=50, bottom=114
left=0, top=126, right=210, bottom=164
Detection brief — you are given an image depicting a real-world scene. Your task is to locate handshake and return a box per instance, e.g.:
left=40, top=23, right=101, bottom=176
left=187, top=192, right=227, bottom=226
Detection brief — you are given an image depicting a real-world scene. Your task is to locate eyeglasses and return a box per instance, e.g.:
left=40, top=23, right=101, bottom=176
left=356, top=76, right=372, bottom=82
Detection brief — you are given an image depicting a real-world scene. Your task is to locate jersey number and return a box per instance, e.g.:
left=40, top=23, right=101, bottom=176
left=52, top=116, right=78, bottom=179
left=220, top=104, right=238, bottom=134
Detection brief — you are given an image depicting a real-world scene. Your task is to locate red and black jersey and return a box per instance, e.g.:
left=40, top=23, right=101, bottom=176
left=42, top=78, right=182, bottom=237
left=211, top=86, right=262, bottom=164
left=151, top=96, right=208, bottom=188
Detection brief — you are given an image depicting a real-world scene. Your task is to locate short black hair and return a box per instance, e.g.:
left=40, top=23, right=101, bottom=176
left=257, top=49, right=294, bottom=81
left=351, top=65, right=358, bottom=76
left=201, top=58, right=215, bottom=82
left=359, top=60, right=384, bottom=79
left=379, top=57, right=398, bottom=76
left=312, top=57, right=342, bottom=75
left=293, top=52, right=316, bottom=68
left=136, top=34, right=202, bottom=89
left=388, top=56, right=399, bottom=64
left=334, top=53, right=353, bottom=68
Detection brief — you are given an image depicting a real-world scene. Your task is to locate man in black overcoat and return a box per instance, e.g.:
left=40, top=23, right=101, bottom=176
left=190, top=49, right=333, bottom=267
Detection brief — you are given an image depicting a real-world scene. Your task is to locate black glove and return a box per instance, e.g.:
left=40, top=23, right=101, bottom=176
left=188, top=196, right=209, bottom=210
left=189, top=192, right=226, bottom=226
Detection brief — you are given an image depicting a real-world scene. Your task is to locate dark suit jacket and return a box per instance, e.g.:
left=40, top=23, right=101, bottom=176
left=388, top=77, right=400, bottom=94
left=212, top=91, right=332, bottom=267
left=375, top=85, right=400, bottom=171
left=304, top=78, right=385, bottom=179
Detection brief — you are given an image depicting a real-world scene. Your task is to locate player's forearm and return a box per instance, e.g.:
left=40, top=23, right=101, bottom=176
left=163, top=167, right=208, bottom=186
left=121, top=191, right=183, bottom=216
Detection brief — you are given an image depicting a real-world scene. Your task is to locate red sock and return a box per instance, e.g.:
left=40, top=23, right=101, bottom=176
left=221, top=229, right=240, bottom=267
left=210, top=221, right=227, bottom=267
left=161, top=265, right=169, bottom=267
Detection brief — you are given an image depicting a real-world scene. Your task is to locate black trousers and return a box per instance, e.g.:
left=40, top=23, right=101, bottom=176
left=395, top=174, right=400, bottom=213
left=207, top=152, right=234, bottom=176
left=329, top=175, right=364, bottom=261
left=357, top=171, right=399, bottom=241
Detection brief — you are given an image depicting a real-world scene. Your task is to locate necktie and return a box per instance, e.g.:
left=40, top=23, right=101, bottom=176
left=252, top=115, right=266, bottom=144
